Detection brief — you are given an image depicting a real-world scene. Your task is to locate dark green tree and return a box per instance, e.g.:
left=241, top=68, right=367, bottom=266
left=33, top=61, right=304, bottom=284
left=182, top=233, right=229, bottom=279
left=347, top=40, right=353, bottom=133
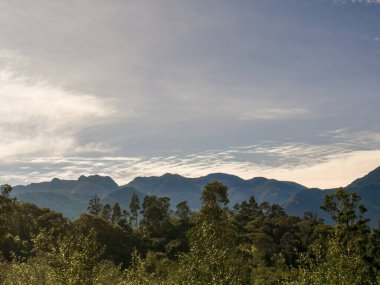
left=1, top=184, right=12, bottom=198
left=199, top=180, right=229, bottom=222
left=233, top=196, right=260, bottom=229
left=87, top=194, right=102, bottom=216
left=129, top=193, right=140, bottom=227
left=321, top=187, right=370, bottom=253
left=111, top=202, right=122, bottom=224
left=173, top=181, right=250, bottom=285
left=101, top=203, right=112, bottom=222
left=140, top=196, right=171, bottom=237
left=321, top=187, right=368, bottom=228
left=175, top=201, right=191, bottom=221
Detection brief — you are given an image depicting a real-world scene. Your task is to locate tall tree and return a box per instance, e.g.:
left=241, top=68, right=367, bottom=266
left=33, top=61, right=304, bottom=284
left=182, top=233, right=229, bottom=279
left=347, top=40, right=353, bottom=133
left=140, top=195, right=171, bottom=237
left=175, top=201, right=191, bottom=221
left=87, top=194, right=102, bottom=216
left=129, top=193, right=140, bottom=227
left=101, top=203, right=112, bottom=222
left=321, top=187, right=368, bottom=228
left=111, top=202, right=122, bottom=224
left=199, top=180, right=229, bottom=222
left=174, top=181, right=250, bottom=285
left=0, top=184, right=12, bottom=198
left=321, top=187, right=370, bottom=251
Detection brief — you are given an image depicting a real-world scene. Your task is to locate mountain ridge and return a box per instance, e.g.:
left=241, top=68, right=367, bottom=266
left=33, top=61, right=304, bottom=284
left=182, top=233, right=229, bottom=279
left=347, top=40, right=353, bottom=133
left=9, top=167, right=380, bottom=225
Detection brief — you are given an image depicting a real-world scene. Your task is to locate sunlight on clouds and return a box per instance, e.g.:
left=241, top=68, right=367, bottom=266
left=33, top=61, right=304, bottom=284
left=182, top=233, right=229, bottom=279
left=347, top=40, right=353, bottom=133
left=3, top=130, right=380, bottom=188
left=265, top=150, right=380, bottom=188
left=0, top=52, right=116, bottom=159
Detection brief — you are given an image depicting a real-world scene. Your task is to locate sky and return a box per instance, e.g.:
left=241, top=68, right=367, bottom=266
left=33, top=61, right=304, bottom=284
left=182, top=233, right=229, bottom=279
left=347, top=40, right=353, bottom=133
left=1, top=0, right=380, bottom=188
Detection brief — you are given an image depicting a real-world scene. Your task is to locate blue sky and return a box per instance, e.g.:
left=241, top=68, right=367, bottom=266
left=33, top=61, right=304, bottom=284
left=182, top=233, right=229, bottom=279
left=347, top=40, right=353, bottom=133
left=1, top=0, right=380, bottom=187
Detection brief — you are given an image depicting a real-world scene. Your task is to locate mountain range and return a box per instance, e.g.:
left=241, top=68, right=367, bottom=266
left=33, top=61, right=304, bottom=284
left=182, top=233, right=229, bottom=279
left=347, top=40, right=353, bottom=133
left=10, top=166, right=380, bottom=226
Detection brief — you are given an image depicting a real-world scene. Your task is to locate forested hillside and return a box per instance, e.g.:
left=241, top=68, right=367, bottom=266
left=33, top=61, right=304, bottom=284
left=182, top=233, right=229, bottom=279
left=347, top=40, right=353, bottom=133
left=1, top=181, right=380, bottom=284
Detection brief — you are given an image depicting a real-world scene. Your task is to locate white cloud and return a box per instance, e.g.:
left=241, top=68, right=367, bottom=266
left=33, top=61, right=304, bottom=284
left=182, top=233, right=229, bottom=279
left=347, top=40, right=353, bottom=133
left=0, top=52, right=116, bottom=159
left=3, top=129, right=380, bottom=188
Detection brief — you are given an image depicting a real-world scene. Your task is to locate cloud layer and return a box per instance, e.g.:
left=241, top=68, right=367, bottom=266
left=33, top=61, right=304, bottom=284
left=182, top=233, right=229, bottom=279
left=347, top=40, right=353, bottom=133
left=0, top=1, right=379, bottom=189
left=2, top=129, right=380, bottom=189
left=0, top=53, right=115, bottom=159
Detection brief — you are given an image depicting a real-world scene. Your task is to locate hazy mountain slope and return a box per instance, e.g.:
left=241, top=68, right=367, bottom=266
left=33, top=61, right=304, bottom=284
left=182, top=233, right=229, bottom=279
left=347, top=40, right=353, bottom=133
left=348, top=166, right=380, bottom=188
left=12, top=175, right=119, bottom=219
left=283, top=188, right=334, bottom=223
left=16, top=192, right=88, bottom=220
left=127, top=173, right=307, bottom=208
left=11, top=166, right=380, bottom=225
left=102, top=186, right=145, bottom=210
left=284, top=167, right=380, bottom=226
left=247, top=178, right=308, bottom=205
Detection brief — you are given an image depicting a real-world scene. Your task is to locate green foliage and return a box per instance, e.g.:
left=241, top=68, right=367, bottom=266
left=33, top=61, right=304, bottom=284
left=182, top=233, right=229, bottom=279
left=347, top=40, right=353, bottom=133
left=172, top=181, right=250, bottom=285
left=140, top=195, right=171, bottom=238
left=37, top=229, right=104, bottom=285
left=1, top=183, right=380, bottom=284
left=87, top=194, right=102, bottom=216
left=0, top=255, right=53, bottom=285
left=321, top=187, right=368, bottom=228
left=129, top=192, right=140, bottom=227
left=1, top=184, right=12, bottom=198
left=175, top=201, right=191, bottom=221
left=101, top=203, right=112, bottom=222
left=285, top=238, right=376, bottom=285
left=123, top=250, right=159, bottom=285
left=199, top=180, right=229, bottom=222
left=173, top=221, right=250, bottom=285
left=112, top=202, right=122, bottom=224
left=73, top=214, right=134, bottom=267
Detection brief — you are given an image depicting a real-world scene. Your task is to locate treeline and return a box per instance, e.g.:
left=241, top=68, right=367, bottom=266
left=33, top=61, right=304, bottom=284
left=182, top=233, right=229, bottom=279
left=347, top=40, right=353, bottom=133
left=0, top=182, right=380, bottom=284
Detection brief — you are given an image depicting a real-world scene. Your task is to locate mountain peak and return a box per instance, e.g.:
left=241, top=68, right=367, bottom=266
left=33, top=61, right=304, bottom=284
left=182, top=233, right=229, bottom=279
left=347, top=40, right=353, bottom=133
left=348, top=166, right=380, bottom=188
left=77, top=175, right=118, bottom=189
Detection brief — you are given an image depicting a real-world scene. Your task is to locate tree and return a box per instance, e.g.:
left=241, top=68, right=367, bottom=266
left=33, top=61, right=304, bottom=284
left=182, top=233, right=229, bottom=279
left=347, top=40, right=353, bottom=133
left=233, top=196, right=260, bottom=229
left=321, top=187, right=368, bottom=228
left=321, top=187, right=370, bottom=253
left=173, top=181, right=250, bottom=285
left=111, top=202, right=122, bottom=224
left=101, top=203, right=112, bottom=222
left=175, top=201, right=191, bottom=221
left=140, top=196, right=171, bottom=237
left=73, top=214, right=135, bottom=267
left=285, top=238, right=375, bottom=285
left=129, top=193, right=140, bottom=227
left=40, top=229, right=104, bottom=285
left=199, top=180, right=229, bottom=222
left=87, top=194, right=102, bottom=216
left=0, top=184, right=12, bottom=198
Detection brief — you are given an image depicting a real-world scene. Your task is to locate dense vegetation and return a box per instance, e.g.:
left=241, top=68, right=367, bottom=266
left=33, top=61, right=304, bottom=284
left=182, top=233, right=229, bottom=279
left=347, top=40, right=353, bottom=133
left=1, top=182, right=380, bottom=284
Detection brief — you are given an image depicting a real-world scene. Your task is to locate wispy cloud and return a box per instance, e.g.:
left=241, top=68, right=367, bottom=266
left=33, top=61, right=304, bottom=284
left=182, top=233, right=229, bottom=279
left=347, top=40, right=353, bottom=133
left=335, top=0, right=380, bottom=4
left=2, top=129, right=380, bottom=189
left=239, top=108, right=309, bottom=120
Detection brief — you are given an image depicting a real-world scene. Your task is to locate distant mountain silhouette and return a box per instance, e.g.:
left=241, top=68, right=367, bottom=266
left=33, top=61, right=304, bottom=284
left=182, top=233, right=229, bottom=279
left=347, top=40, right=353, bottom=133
left=10, top=166, right=380, bottom=225
left=12, top=175, right=140, bottom=219
left=284, top=167, right=380, bottom=226
left=126, top=173, right=306, bottom=209
left=348, top=166, right=380, bottom=188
